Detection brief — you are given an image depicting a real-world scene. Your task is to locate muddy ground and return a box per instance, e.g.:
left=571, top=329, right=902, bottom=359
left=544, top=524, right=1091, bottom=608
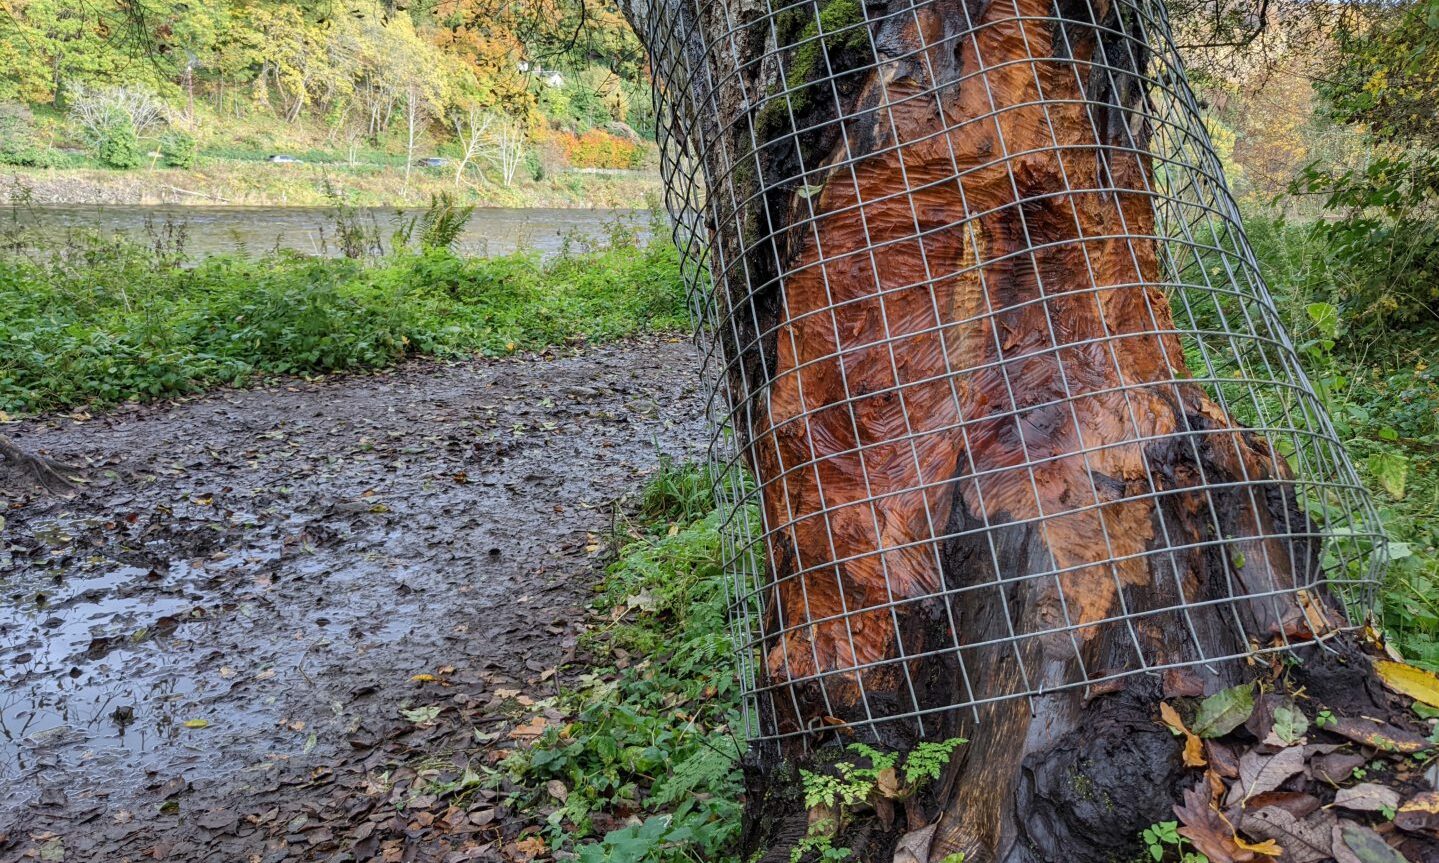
left=0, top=337, right=706, bottom=862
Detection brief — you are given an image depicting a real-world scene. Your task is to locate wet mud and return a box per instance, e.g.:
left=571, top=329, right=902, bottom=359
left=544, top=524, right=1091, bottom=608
left=0, top=337, right=705, bottom=862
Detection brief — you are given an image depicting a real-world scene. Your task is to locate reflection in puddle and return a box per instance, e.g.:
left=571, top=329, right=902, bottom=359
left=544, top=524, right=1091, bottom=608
left=1, top=521, right=279, bottom=781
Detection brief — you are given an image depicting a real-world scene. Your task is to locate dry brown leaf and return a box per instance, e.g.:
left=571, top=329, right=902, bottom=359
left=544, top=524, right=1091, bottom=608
left=514, top=835, right=548, bottom=859
left=1208, top=740, right=1242, bottom=779
left=1311, top=751, right=1367, bottom=785
left=1226, top=746, right=1307, bottom=808
left=507, top=716, right=548, bottom=740
left=1333, top=783, right=1402, bottom=814
left=1161, top=702, right=1207, bottom=768
left=1325, top=716, right=1429, bottom=754
left=1174, top=781, right=1272, bottom=863
left=1241, top=805, right=1337, bottom=863
left=545, top=780, right=568, bottom=803
left=1395, top=790, right=1439, bottom=838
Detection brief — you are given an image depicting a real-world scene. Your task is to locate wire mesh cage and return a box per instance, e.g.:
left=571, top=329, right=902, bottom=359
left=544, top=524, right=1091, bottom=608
left=630, top=0, right=1387, bottom=746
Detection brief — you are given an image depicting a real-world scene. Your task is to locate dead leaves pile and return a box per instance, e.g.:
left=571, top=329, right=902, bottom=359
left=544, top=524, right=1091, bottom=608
left=1157, top=660, right=1439, bottom=862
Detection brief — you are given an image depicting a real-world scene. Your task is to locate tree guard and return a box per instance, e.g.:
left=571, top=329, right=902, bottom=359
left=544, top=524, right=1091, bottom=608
left=621, top=0, right=1388, bottom=857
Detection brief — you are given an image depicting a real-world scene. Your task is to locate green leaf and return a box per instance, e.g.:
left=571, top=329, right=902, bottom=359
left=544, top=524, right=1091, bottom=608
left=1306, top=302, right=1340, bottom=338
left=1368, top=451, right=1409, bottom=499
left=1191, top=682, right=1256, bottom=738
left=1272, top=705, right=1309, bottom=743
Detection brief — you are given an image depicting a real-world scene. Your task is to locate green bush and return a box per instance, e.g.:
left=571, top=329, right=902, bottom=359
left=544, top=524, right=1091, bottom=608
left=96, top=122, right=142, bottom=169
left=1293, top=154, right=1439, bottom=330
left=160, top=130, right=198, bottom=168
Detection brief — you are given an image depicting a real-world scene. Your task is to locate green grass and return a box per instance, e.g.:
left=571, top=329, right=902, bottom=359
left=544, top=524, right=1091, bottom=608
left=0, top=223, right=688, bottom=414
left=501, top=461, right=751, bottom=863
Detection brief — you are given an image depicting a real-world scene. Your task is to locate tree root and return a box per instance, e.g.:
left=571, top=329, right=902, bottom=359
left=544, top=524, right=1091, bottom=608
left=0, top=434, right=84, bottom=495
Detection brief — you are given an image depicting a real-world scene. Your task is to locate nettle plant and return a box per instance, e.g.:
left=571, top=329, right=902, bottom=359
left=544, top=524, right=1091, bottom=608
left=793, top=739, right=967, bottom=863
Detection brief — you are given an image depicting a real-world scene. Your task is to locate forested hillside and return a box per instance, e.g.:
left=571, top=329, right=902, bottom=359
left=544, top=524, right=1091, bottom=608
left=0, top=0, right=656, bottom=203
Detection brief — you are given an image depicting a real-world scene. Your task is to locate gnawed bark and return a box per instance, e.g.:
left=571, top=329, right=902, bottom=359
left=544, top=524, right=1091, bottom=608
left=619, top=0, right=1417, bottom=858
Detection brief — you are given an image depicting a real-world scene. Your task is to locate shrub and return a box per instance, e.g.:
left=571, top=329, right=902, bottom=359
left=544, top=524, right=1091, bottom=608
left=559, top=129, right=641, bottom=170
left=96, top=122, right=142, bottom=169
left=160, top=130, right=198, bottom=168
left=67, top=84, right=166, bottom=170
left=1294, top=152, right=1439, bottom=329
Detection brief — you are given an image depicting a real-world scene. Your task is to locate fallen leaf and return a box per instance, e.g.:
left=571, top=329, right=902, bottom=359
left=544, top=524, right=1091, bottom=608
left=1374, top=660, right=1439, bottom=709
left=1311, top=752, right=1368, bottom=785
left=469, top=808, right=496, bottom=827
left=1175, top=781, right=1252, bottom=863
left=196, top=809, right=238, bottom=831
left=1161, top=702, right=1208, bottom=767
left=1326, top=716, right=1429, bottom=754
left=1208, top=740, right=1242, bottom=779
left=1234, top=835, right=1282, bottom=856
left=514, top=836, right=547, bottom=859
left=1395, top=791, right=1439, bottom=838
left=1226, top=746, right=1307, bottom=807
left=1242, top=805, right=1337, bottom=863
left=1194, top=682, right=1256, bottom=739
left=1339, top=822, right=1410, bottom=863
left=508, top=716, right=548, bottom=740
left=1334, top=783, right=1402, bottom=814
left=1271, top=706, right=1310, bottom=745
left=1245, top=791, right=1321, bottom=820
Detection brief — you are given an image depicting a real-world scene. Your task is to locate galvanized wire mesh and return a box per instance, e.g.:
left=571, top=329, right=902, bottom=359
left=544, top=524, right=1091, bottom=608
left=629, top=0, right=1386, bottom=745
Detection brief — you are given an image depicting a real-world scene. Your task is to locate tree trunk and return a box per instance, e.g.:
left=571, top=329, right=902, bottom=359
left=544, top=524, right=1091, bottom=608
left=619, top=0, right=1429, bottom=860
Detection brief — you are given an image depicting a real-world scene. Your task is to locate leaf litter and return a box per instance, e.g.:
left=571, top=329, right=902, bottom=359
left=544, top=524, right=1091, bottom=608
left=1161, top=644, right=1439, bottom=863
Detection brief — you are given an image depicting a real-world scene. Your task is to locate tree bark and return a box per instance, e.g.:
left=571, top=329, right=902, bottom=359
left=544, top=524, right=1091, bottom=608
left=619, top=0, right=1428, bottom=860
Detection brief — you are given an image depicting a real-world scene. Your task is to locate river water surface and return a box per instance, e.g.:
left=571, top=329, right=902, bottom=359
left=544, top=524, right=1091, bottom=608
left=11, top=204, right=650, bottom=259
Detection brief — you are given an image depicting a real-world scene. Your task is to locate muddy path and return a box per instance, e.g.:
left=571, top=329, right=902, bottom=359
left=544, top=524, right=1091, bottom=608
left=0, top=337, right=706, bottom=862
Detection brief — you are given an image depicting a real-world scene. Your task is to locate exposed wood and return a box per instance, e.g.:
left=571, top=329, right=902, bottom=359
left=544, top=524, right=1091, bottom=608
left=617, top=0, right=1423, bottom=859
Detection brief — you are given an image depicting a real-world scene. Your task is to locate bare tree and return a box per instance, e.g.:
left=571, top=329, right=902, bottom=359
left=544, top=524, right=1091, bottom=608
left=451, top=105, right=494, bottom=188
left=402, top=84, right=424, bottom=197
left=67, top=84, right=167, bottom=141
left=484, top=115, right=526, bottom=188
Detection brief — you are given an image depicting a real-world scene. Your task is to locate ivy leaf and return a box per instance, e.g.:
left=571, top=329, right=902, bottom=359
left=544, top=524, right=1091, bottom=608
left=1191, top=682, right=1256, bottom=739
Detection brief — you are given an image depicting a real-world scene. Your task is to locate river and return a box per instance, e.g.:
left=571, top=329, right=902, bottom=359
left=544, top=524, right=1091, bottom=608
left=7, top=204, right=652, bottom=259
